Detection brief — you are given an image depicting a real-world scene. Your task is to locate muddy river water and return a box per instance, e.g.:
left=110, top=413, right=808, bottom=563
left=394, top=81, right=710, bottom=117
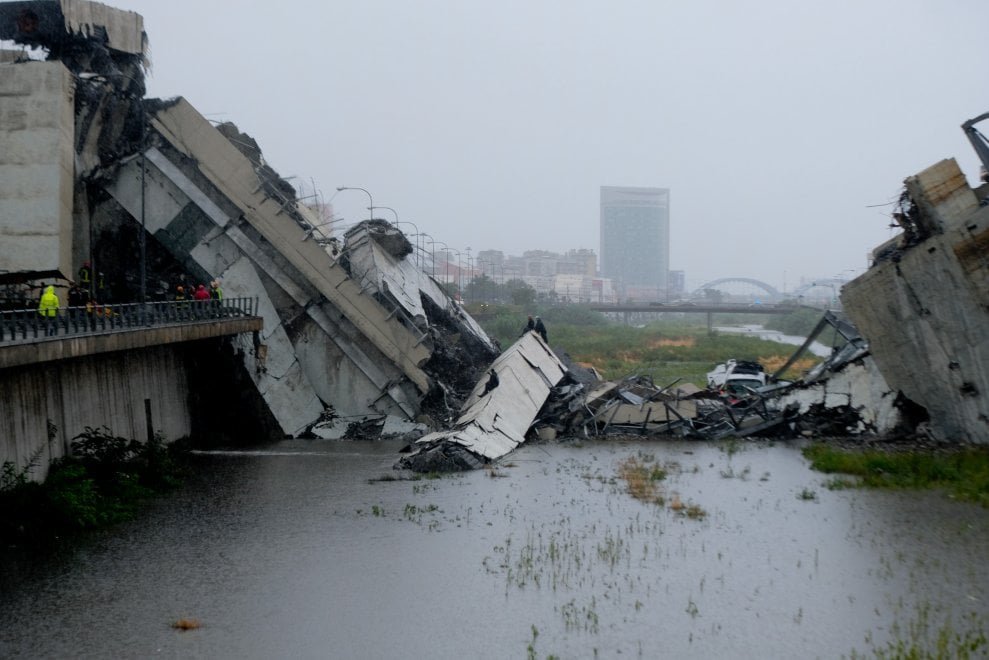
left=1, top=438, right=987, bottom=658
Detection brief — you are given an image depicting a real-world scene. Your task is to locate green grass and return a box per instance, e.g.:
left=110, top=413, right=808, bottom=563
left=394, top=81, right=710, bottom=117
left=850, top=603, right=987, bottom=659
left=474, top=305, right=820, bottom=385
left=803, top=444, right=989, bottom=505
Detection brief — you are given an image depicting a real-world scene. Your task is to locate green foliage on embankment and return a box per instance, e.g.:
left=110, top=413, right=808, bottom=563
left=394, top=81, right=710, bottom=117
left=0, top=426, right=186, bottom=546
left=803, top=443, right=989, bottom=506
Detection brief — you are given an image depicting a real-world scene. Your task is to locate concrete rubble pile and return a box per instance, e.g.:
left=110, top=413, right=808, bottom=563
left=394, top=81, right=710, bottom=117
left=531, top=375, right=705, bottom=438
left=507, top=310, right=911, bottom=446
left=0, top=0, right=499, bottom=441
left=396, top=308, right=909, bottom=473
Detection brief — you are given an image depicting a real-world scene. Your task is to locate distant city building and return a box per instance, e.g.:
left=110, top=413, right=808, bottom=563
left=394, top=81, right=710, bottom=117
left=600, top=186, right=670, bottom=301
left=554, top=274, right=588, bottom=302
left=420, top=242, right=614, bottom=303
left=668, top=270, right=686, bottom=299
left=520, top=250, right=558, bottom=278
left=476, top=249, right=504, bottom=269
left=460, top=248, right=603, bottom=300
left=475, top=249, right=505, bottom=282
left=440, top=244, right=617, bottom=303
left=590, top=277, right=617, bottom=304
left=561, top=248, right=597, bottom=277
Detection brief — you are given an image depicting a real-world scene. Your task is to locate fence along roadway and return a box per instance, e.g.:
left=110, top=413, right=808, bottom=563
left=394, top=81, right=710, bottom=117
left=0, top=297, right=260, bottom=344
left=0, top=298, right=263, bottom=373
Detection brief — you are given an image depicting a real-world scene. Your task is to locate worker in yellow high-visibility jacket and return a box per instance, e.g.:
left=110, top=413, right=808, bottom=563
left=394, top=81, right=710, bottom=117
left=37, top=284, right=60, bottom=336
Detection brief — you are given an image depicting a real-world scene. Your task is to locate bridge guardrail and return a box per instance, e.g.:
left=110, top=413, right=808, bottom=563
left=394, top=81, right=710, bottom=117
left=0, top=297, right=259, bottom=343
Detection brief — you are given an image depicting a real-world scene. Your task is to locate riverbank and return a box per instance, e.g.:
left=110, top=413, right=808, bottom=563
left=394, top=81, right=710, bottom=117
left=712, top=324, right=831, bottom=357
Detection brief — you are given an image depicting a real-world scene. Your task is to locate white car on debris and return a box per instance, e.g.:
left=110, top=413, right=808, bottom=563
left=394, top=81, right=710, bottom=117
left=706, top=359, right=767, bottom=396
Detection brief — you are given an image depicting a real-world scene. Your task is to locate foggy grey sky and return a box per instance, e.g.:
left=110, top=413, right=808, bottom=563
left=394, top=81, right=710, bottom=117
left=51, top=1, right=989, bottom=290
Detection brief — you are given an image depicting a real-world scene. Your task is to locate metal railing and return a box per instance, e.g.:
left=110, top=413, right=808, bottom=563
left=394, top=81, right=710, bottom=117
left=0, top=297, right=259, bottom=343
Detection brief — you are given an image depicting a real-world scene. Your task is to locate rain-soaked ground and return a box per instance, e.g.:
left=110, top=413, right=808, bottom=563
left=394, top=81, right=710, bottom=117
left=1, top=438, right=987, bottom=659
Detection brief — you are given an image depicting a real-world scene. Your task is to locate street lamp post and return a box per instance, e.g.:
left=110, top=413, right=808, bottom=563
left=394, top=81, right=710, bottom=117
left=465, top=247, right=472, bottom=304
left=372, top=205, right=398, bottom=225
left=419, top=233, right=435, bottom=276
left=336, top=186, right=373, bottom=222
left=449, top=249, right=460, bottom=294
left=477, top=258, right=492, bottom=303
left=139, top=100, right=146, bottom=307
left=430, top=238, right=447, bottom=279
left=395, top=222, right=423, bottom=267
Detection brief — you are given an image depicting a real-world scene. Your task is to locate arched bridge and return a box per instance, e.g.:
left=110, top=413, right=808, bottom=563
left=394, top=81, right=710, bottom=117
left=692, top=277, right=782, bottom=302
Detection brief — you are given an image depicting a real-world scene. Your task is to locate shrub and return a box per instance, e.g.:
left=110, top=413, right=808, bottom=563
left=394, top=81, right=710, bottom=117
left=0, top=428, right=187, bottom=546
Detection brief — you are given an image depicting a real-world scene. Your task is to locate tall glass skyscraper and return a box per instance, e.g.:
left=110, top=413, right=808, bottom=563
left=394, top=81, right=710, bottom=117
left=599, top=186, right=670, bottom=300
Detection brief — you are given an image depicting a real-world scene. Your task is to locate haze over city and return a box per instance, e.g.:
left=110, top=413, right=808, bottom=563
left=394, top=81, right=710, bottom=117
left=39, top=0, right=989, bottom=292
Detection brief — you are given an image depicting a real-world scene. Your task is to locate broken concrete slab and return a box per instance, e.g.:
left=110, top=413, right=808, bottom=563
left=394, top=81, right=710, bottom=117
left=775, top=356, right=902, bottom=436
left=397, top=332, right=566, bottom=471
left=843, top=157, right=989, bottom=444
left=0, top=0, right=148, bottom=57
left=307, top=412, right=428, bottom=441
left=151, top=99, right=434, bottom=394
left=343, top=220, right=499, bottom=358
left=0, top=60, right=74, bottom=282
